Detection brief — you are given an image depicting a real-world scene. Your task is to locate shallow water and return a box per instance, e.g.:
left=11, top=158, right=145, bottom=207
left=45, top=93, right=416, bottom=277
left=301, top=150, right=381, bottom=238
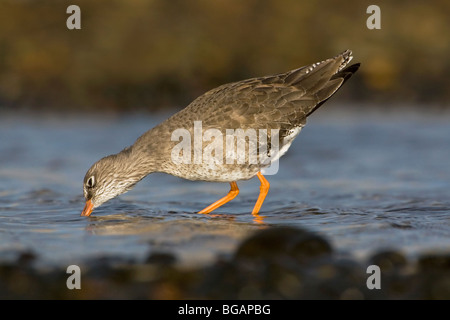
left=1, top=107, right=450, bottom=269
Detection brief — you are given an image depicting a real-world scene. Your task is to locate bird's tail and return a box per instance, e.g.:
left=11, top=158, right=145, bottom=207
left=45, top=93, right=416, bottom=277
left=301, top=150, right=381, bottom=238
left=303, top=50, right=360, bottom=118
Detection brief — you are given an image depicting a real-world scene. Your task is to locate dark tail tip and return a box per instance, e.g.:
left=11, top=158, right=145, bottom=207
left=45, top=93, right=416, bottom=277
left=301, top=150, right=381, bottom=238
left=335, top=63, right=361, bottom=83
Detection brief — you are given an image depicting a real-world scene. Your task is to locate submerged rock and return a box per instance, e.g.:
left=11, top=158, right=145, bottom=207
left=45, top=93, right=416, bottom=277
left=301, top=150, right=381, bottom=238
left=145, top=252, right=177, bottom=265
left=234, top=226, right=332, bottom=264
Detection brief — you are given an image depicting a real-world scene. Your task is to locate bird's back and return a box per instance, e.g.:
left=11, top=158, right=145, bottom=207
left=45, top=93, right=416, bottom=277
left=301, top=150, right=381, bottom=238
left=134, top=50, right=360, bottom=181
left=165, top=49, right=359, bottom=135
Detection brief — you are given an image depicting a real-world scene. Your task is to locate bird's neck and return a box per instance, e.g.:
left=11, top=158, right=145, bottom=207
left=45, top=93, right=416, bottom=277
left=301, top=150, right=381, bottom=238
left=117, top=145, right=159, bottom=183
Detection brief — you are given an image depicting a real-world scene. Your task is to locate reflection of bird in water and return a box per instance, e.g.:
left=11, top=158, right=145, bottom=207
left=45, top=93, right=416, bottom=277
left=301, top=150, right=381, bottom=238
left=81, top=50, right=360, bottom=218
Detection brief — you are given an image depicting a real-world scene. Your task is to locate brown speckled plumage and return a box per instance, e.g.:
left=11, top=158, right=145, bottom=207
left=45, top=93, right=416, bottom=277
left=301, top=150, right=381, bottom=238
left=82, top=50, right=360, bottom=216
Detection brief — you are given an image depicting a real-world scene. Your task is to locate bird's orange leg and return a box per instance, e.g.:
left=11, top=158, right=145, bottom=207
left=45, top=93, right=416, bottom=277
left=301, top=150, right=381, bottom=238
left=251, top=172, right=270, bottom=215
left=198, top=181, right=239, bottom=214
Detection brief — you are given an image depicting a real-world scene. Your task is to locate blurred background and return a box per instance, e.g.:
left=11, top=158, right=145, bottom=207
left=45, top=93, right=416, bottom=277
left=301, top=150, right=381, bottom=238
left=0, top=0, right=449, bottom=112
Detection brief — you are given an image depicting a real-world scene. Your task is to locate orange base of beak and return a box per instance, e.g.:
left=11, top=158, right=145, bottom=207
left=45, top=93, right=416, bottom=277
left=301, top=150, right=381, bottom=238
left=81, top=199, right=94, bottom=217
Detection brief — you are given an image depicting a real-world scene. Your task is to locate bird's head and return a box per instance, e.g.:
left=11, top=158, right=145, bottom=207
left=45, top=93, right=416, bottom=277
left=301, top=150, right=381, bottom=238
left=81, top=152, right=140, bottom=217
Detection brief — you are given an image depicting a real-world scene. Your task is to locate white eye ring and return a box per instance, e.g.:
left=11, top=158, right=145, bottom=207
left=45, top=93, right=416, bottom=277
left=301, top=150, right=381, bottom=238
left=86, top=176, right=95, bottom=188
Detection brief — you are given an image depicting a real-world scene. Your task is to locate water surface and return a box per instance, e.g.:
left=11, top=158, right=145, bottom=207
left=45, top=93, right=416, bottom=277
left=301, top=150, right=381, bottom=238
left=1, top=106, right=449, bottom=268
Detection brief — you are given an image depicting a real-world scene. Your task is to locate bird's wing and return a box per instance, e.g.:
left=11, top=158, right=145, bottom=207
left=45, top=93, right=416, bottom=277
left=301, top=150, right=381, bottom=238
left=171, top=50, right=359, bottom=140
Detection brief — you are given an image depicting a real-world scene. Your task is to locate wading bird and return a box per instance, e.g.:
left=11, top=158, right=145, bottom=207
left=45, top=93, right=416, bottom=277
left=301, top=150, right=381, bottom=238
left=81, top=50, right=360, bottom=217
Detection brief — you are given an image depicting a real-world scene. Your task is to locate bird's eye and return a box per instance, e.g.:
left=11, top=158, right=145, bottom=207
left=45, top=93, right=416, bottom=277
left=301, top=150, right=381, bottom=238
left=86, top=176, right=95, bottom=189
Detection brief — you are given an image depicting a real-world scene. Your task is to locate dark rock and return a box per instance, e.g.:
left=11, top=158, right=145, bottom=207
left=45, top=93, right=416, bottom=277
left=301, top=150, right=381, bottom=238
left=417, top=254, right=450, bottom=299
left=234, top=226, right=332, bottom=263
left=145, top=252, right=177, bottom=265
left=16, top=250, right=37, bottom=267
left=369, top=250, right=407, bottom=273
left=418, top=254, right=450, bottom=272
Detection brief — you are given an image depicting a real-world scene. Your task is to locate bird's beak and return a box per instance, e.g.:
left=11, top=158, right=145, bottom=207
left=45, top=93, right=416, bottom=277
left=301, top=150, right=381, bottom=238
left=81, top=199, right=94, bottom=217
